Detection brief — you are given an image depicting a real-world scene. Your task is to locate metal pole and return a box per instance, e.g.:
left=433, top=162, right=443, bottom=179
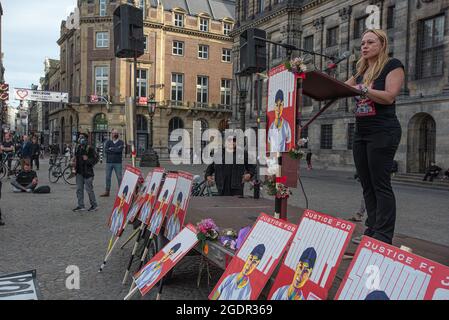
left=239, top=91, right=246, bottom=130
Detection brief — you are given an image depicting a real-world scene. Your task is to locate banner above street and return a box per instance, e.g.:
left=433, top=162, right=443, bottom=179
left=14, top=88, right=69, bottom=103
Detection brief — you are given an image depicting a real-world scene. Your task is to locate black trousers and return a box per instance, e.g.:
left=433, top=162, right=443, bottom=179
left=353, top=127, right=401, bottom=244
left=31, top=156, right=40, bottom=170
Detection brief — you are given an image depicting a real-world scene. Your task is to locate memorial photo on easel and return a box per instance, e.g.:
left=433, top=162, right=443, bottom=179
left=127, top=172, right=153, bottom=224
left=108, top=166, right=141, bottom=237
left=148, top=173, right=178, bottom=236
left=164, top=172, right=194, bottom=241
left=139, top=168, right=165, bottom=226
left=209, top=213, right=296, bottom=300
left=132, top=224, right=199, bottom=297
left=335, top=236, right=449, bottom=300
left=267, top=64, right=298, bottom=154
left=268, top=210, right=355, bottom=300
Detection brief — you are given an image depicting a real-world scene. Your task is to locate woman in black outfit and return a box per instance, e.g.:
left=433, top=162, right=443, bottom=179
left=346, top=29, right=405, bottom=245
left=31, top=136, right=40, bottom=170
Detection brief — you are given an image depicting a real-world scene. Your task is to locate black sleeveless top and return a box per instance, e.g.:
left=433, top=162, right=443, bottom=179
left=355, top=58, right=404, bottom=135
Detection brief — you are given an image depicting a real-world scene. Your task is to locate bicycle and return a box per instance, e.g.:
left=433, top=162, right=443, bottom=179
left=48, top=156, right=76, bottom=185
left=191, top=175, right=218, bottom=197
left=0, top=153, right=22, bottom=180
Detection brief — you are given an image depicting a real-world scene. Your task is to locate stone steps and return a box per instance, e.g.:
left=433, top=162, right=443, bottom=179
left=393, top=173, right=449, bottom=191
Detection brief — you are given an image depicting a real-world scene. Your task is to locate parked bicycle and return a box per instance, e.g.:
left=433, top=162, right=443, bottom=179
left=191, top=175, right=218, bottom=197
left=48, top=156, right=76, bottom=185
left=0, top=153, right=22, bottom=180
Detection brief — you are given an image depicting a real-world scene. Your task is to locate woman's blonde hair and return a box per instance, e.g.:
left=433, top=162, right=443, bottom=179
left=355, top=29, right=390, bottom=85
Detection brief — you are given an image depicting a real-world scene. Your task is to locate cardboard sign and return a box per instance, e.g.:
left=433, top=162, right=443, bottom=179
left=134, top=224, right=199, bottom=296
left=108, top=166, right=141, bottom=237
left=0, top=270, right=41, bottom=300
left=148, top=173, right=178, bottom=236
left=127, top=172, right=153, bottom=223
left=164, top=172, right=194, bottom=241
left=269, top=210, right=355, bottom=300
left=209, top=213, right=296, bottom=300
left=336, top=236, right=449, bottom=300
left=267, top=64, right=298, bottom=154
left=139, top=168, right=165, bottom=225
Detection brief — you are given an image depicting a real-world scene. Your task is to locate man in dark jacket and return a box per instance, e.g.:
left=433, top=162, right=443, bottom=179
left=423, top=163, right=442, bottom=182
left=100, top=129, right=124, bottom=197
left=73, top=134, right=98, bottom=212
left=21, top=135, right=32, bottom=168
left=205, top=136, right=256, bottom=196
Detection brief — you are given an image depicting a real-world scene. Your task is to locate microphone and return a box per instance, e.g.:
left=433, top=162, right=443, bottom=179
left=325, top=51, right=351, bottom=72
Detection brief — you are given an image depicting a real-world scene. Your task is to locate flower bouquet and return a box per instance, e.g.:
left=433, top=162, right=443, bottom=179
left=219, top=229, right=238, bottom=251
left=197, top=218, right=219, bottom=255
left=285, top=57, right=307, bottom=78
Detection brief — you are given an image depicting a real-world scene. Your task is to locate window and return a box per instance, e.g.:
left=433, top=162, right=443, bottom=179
left=347, top=123, right=355, bottom=150
left=198, top=45, right=209, bottom=59
left=94, top=66, right=109, bottom=96
left=221, top=79, right=231, bottom=106
left=197, top=76, right=209, bottom=104
left=174, top=13, right=184, bottom=27
left=242, top=2, right=248, bottom=22
left=304, top=35, right=314, bottom=52
left=222, top=48, right=231, bottom=62
left=172, top=41, right=184, bottom=56
left=96, top=32, right=109, bottom=48
left=417, top=15, right=445, bottom=79
left=387, top=6, right=395, bottom=30
left=139, top=0, right=146, bottom=19
left=224, top=23, right=232, bottom=36
left=137, top=69, right=148, bottom=98
left=354, top=16, right=367, bottom=39
left=200, top=18, right=209, bottom=32
left=99, top=0, right=107, bottom=17
left=327, top=27, right=338, bottom=47
left=143, top=35, right=148, bottom=52
left=171, top=73, right=184, bottom=102
left=320, top=124, right=333, bottom=150
left=257, top=0, right=265, bottom=14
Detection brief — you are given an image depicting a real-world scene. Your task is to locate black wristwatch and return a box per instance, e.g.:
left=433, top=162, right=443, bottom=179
left=360, top=85, right=369, bottom=97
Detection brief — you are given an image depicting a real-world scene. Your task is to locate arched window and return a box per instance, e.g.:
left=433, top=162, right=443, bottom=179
left=93, top=113, right=108, bottom=132
left=169, top=117, right=184, bottom=133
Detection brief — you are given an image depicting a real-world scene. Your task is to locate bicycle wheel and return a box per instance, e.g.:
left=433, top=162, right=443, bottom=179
left=49, top=165, right=62, bottom=183
left=0, top=163, right=7, bottom=180
left=62, top=166, right=76, bottom=185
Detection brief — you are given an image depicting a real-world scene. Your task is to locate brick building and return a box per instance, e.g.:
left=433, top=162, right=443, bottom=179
left=232, top=0, right=449, bottom=173
left=49, top=0, right=235, bottom=158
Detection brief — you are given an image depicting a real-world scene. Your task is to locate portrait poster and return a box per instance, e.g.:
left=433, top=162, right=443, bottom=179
left=209, top=213, right=296, bottom=300
left=133, top=224, right=199, bottom=296
left=0, top=270, right=42, bottom=300
left=147, top=173, right=178, bottom=236
left=138, top=168, right=165, bottom=225
left=336, top=236, right=449, bottom=300
left=268, top=210, right=355, bottom=300
left=267, top=64, right=298, bottom=154
left=127, top=171, right=153, bottom=223
left=108, top=166, right=141, bottom=237
left=164, top=171, right=194, bottom=241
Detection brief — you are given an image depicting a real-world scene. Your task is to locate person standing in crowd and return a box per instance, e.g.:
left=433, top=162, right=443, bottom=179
left=101, top=129, right=124, bottom=197
left=1, top=132, right=15, bottom=174
left=21, top=135, right=33, bottom=168
left=205, top=136, right=256, bottom=197
left=31, top=136, right=41, bottom=171
left=345, top=29, right=405, bottom=245
left=73, top=134, right=98, bottom=212
left=306, top=150, right=313, bottom=170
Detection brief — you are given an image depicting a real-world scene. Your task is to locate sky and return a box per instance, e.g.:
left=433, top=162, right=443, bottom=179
left=2, top=0, right=77, bottom=106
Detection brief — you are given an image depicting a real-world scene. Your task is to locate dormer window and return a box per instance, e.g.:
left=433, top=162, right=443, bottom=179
left=174, top=13, right=184, bottom=27
left=224, top=22, right=232, bottom=36
left=200, top=17, right=209, bottom=32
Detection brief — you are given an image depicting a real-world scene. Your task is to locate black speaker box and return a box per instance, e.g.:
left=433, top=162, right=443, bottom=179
left=113, top=4, right=145, bottom=58
left=239, top=28, right=267, bottom=75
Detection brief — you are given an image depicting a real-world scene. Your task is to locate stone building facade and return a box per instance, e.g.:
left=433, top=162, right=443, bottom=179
left=49, top=0, right=235, bottom=158
left=233, top=0, right=449, bottom=173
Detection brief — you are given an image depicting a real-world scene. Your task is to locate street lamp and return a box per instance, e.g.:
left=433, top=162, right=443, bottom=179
left=140, top=93, right=160, bottom=167
left=235, top=71, right=252, bottom=130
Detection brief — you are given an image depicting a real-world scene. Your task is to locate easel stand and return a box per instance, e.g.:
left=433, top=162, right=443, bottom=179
left=122, top=222, right=146, bottom=284
left=99, top=235, right=120, bottom=272
left=128, top=232, right=157, bottom=293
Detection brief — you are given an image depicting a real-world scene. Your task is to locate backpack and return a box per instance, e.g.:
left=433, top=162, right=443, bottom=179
left=33, top=186, right=51, bottom=194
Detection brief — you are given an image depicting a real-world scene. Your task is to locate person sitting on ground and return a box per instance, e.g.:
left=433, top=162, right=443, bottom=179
left=443, top=169, right=449, bottom=180
left=423, top=163, right=442, bottom=182
left=11, top=161, right=38, bottom=193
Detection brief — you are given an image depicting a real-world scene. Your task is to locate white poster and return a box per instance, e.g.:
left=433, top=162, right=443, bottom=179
left=14, top=88, right=69, bottom=103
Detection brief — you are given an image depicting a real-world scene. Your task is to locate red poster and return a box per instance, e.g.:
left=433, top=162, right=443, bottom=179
left=133, top=224, right=199, bottom=297
left=147, top=173, right=178, bottom=236
left=127, top=171, right=153, bottom=223
left=108, top=166, right=141, bottom=237
left=209, top=213, right=296, bottom=300
left=138, top=168, right=165, bottom=225
left=164, top=172, right=194, bottom=241
left=336, top=236, right=449, bottom=300
left=267, top=64, right=298, bottom=154
left=268, top=210, right=355, bottom=300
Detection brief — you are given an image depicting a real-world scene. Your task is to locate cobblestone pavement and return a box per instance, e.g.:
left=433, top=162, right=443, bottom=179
left=0, top=158, right=447, bottom=300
